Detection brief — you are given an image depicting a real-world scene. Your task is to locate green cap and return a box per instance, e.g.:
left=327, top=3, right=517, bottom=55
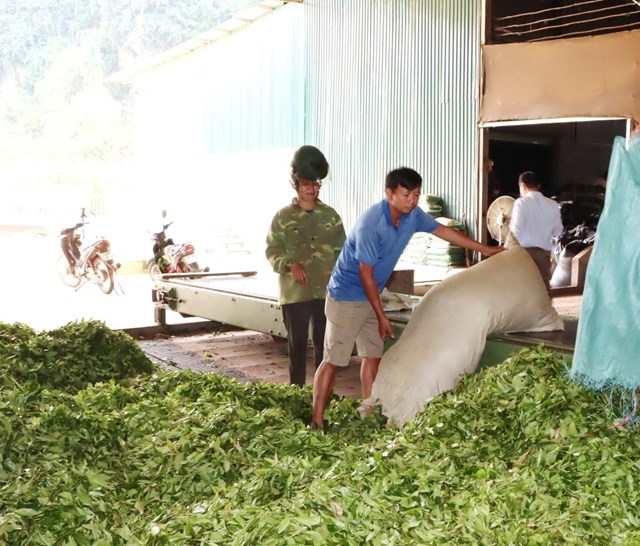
left=291, top=145, right=329, bottom=181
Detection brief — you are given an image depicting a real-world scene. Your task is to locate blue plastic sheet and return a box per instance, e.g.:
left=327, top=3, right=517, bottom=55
left=570, top=135, right=640, bottom=396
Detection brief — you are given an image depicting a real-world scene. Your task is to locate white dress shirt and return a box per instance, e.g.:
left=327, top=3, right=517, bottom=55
left=510, top=191, right=563, bottom=251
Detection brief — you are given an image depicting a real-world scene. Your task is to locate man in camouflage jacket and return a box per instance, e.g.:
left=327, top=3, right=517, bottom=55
left=266, top=146, right=346, bottom=386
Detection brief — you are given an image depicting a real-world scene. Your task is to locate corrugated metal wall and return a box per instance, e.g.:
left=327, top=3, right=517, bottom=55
left=128, top=0, right=483, bottom=258
left=304, top=0, right=482, bottom=234
left=129, top=6, right=307, bottom=258
left=134, top=6, right=305, bottom=159
left=200, top=8, right=306, bottom=153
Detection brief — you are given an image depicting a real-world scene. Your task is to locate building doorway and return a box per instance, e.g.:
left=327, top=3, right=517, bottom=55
left=485, top=118, right=627, bottom=241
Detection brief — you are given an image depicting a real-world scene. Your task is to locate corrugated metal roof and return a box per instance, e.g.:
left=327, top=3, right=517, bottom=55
left=105, top=0, right=302, bottom=85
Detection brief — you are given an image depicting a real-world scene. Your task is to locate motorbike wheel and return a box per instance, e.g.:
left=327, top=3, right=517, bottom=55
left=93, top=256, right=115, bottom=294
left=148, top=262, right=162, bottom=280
left=56, top=256, right=81, bottom=288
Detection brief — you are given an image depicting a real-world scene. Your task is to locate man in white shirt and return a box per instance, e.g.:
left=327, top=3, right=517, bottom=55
left=509, top=171, right=564, bottom=288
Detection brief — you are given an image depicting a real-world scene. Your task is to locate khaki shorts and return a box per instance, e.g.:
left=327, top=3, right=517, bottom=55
left=323, top=294, right=384, bottom=367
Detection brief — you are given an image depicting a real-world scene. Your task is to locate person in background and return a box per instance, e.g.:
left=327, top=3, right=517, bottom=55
left=593, top=168, right=608, bottom=208
left=509, top=170, right=564, bottom=288
left=594, top=169, right=608, bottom=193
left=266, top=146, right=346, bottom=387
left=311, top=167, right=504, bottom=429
left=487, top=158, right=501, bottom=203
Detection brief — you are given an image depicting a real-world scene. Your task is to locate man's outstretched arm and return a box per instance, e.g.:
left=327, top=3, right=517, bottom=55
left=432, top=225, right=505, bottom=257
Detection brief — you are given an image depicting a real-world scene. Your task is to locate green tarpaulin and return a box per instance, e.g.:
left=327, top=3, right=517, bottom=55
left=570, top=134, right=640, bottom=420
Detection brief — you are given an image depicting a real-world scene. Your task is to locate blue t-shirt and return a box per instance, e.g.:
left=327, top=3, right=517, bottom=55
left=327, top=199, right=439, bottom=301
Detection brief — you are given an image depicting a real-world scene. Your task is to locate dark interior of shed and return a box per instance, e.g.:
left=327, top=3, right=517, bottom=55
left=487, top=118, right=627, bottom=229
left=489, top=0, right=640, bottom=44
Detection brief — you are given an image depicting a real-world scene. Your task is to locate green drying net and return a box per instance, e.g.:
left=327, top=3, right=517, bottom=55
left=570, top=134, right=640, bottom=424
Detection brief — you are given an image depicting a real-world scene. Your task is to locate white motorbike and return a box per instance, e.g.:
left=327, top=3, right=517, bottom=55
left=56, top=210, right=121, bottom=294
left=148, top=218, right=208, bottom=278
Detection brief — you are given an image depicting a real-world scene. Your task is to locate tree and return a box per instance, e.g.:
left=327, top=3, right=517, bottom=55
left=1, top=0, right=256, bottom=91
left=0, top=0, right=100, bottom=90
left=0, top=0, right=256, bottom=220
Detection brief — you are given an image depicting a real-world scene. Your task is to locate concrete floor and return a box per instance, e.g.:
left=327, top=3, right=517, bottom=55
left=138, top=329, right=364, bottom=399
left=136, top=294, right=582, bottom=400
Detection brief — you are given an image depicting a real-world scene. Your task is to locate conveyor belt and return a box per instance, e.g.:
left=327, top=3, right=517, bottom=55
left=156, top=272, right=279, bottom=301
left=152, top=272, right=576, bottom=365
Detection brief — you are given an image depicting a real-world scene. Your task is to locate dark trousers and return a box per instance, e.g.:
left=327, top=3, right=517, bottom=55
left=525, top=247, right=552, bottom=290
left=281, top=299, right=326, bottom=386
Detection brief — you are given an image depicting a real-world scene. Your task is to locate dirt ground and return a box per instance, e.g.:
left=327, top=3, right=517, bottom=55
left=137, top=295, right=582, bottom=400
left=138, top=329, right=364, bottom=398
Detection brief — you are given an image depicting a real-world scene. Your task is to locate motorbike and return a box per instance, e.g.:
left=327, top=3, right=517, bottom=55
left=56, top=209, right=121, bottom=294
left=148, top=216, right=208, bottom=278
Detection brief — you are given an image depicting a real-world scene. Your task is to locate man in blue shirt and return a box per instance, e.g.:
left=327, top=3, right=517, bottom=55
left=311, top=167, right=504, bottom=429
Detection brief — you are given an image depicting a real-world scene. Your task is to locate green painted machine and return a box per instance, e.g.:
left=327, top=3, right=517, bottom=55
left=151, top=271, right=575, bottom=368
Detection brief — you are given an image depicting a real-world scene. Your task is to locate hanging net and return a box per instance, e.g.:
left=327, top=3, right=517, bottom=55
left=570, top=134, right=640, bottom=424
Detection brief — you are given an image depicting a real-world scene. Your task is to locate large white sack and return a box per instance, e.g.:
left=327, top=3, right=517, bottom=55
left=364, top=246, right=564, bottom=427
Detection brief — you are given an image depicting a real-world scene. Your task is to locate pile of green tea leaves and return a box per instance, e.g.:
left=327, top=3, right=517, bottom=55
left=1, top=320, right=639, bottom=545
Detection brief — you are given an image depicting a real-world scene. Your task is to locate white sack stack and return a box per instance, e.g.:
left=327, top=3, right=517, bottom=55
left=363, top=246, right=564, bottom=427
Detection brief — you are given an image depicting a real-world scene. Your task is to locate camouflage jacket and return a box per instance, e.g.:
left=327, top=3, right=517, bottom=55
left=266, top=199, right=346, bottom=304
